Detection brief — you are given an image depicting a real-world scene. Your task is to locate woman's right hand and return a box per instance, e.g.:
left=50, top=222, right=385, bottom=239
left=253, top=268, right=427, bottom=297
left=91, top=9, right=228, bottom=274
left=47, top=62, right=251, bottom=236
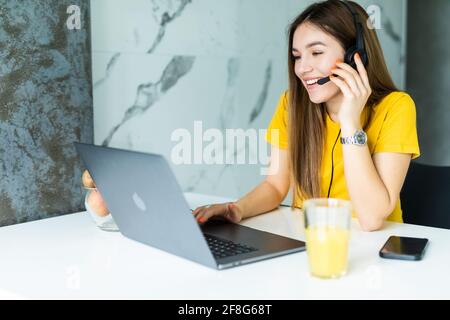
left=192, top=202, right=243, bottom=224
left=82, top=170, right=110, bottom=217
left=82, top=169, right=96, bottom=189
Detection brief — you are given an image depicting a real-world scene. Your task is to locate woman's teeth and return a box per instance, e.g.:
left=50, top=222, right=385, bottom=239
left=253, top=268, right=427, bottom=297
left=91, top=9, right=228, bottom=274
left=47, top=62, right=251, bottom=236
left=306, top=79, right=319, bottom=85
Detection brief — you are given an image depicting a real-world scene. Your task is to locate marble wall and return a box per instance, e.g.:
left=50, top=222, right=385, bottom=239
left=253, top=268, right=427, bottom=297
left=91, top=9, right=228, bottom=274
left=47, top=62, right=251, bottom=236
left=91, top=0, right=407, bottom=200
left=0, top=0, right=93, bottom=226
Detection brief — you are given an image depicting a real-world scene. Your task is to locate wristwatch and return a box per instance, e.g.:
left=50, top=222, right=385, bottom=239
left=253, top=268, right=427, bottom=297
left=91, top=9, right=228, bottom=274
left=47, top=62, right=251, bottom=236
left=340, top=129, right=367, bottom=146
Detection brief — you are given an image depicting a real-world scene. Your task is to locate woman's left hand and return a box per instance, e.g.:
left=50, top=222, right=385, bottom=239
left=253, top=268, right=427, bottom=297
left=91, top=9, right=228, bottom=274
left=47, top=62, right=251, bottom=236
left=329, top=53, right=372, bottom=129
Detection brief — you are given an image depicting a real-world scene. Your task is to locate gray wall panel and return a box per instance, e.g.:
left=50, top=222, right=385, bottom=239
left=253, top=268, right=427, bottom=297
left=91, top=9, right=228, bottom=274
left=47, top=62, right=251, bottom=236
left=407, top=0, right=450, bottom=166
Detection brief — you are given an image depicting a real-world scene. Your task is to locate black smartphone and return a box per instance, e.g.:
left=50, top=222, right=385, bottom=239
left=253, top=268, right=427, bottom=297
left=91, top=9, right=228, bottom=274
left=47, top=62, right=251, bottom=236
left=379, top=236, right=429, bottom=261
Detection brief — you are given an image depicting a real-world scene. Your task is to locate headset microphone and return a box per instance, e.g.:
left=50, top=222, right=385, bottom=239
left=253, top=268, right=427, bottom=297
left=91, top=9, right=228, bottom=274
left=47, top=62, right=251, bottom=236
left=317, top=76, right=331, bottom=85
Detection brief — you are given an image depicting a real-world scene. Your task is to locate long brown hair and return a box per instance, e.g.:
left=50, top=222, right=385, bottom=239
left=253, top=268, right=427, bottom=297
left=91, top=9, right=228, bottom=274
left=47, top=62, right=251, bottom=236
left=287, top=0, right=398, bottom=205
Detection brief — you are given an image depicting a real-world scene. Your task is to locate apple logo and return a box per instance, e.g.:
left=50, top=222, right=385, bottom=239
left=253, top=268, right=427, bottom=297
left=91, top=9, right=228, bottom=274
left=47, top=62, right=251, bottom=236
left=132, top=192, right=147, bottom=212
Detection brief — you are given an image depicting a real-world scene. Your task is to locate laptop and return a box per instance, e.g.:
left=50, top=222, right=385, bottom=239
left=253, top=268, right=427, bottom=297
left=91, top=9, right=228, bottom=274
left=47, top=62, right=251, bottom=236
left=75, top=143, right=305, bottom=270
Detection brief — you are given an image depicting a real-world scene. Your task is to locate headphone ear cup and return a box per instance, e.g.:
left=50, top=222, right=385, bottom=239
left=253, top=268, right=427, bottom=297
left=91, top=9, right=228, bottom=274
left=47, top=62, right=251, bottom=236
left=344, top=48, right=369, bottom=69
left=344, top=47, right=358, bottom=69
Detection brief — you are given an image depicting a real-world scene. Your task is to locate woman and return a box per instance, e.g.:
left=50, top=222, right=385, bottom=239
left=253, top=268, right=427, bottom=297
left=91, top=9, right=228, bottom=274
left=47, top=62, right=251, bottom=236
left=84, top=0, right=420, bottom=232
left=192, top=0, right=420, bottom=231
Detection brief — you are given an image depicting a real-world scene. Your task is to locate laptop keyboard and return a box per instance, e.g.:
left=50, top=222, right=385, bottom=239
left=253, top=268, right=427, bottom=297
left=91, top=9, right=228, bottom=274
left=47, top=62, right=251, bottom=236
left=204, top=233, right=258, bottom=259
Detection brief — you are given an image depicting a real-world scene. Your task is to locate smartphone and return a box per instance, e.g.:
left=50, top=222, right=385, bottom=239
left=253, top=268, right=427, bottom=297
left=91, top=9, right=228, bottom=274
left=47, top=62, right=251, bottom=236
left=379, top=236, right=429, bottom=261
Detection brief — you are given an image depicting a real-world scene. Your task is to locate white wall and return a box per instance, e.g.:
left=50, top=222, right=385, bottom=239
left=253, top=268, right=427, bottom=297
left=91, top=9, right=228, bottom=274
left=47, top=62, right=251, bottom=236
left=90, top=0, right=407, bottom=200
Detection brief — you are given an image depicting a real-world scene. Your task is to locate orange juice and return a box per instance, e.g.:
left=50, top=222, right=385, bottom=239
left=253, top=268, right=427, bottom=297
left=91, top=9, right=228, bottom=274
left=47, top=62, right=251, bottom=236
left=305, top=226, right=350, bottom=279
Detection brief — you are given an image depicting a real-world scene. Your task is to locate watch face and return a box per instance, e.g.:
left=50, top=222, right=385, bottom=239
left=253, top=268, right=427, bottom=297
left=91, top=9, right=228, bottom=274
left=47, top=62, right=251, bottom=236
left=355, top=130, right=367, bottom=145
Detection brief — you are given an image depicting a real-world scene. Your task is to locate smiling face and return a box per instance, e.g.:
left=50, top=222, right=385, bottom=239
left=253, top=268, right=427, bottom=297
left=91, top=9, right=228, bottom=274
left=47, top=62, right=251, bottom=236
left=292, top=22, right=345, bottom=104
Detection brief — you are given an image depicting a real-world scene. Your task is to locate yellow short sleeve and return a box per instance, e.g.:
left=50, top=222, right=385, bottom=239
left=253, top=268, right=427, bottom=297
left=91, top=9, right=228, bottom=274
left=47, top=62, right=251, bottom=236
left=265, top=91, right=289, bottom=149
left=374, top=93, right=421, bottom=159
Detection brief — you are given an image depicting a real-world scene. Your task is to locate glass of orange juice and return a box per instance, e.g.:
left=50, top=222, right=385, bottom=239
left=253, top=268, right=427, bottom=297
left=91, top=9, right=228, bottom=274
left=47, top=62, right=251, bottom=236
left=304, top=198, right=352, bottom=279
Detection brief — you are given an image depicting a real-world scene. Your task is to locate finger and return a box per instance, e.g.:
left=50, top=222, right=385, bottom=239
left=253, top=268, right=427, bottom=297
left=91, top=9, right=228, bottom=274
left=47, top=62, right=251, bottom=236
left=336, top=61, right=359, bottom=78
left=192, top=206, right=204, bottom=216
left=82, top=170, right=96, bottom=188
left=193, top=207, right=208, bottom=220
left=354, top=53, right=370, bottom=89
left=330, top=75, right=354, bottom=98
left=199, top=205, right=223, bottom=223
left=195, top=205, right=216, bottom=222
left=194, top=204, right=213, bottom=215
left=330, top=68, right=360, bottom=96
left=193, top=209, right=210, bottom=224
left=194, top=211, right=206, bottom=224
left=336, top=62, right=366, bottom=94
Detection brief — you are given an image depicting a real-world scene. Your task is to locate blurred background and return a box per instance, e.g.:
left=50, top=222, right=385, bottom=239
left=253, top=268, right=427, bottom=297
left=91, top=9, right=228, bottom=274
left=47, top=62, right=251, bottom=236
left=1, top=0, right=449, bottom=226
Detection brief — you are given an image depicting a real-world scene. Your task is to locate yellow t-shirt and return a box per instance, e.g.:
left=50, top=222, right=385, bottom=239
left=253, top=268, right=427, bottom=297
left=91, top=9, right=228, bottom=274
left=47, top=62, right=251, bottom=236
left=266, top=91, right=420, bottom=223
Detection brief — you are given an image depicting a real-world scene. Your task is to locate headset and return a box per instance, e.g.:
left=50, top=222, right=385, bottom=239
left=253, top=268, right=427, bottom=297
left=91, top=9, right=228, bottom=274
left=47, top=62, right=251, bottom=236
left=326, top=1, right=368, bottom=198
left=318, top=0, right=369, bottom=86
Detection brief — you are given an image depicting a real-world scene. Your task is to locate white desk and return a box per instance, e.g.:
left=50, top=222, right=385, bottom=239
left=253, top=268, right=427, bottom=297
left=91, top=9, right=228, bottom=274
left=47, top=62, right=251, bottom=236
left=0, top=192, right=449, bottom=299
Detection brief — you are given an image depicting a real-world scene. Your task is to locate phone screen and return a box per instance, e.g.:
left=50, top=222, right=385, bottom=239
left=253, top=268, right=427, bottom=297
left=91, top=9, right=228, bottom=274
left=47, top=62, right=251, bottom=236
left=379, top=236, right=429, bottom=260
